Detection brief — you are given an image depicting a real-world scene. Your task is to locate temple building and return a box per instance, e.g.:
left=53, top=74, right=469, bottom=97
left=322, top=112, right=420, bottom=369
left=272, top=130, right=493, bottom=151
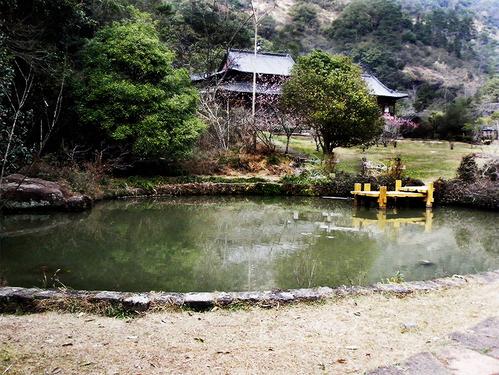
left=192, top=49, right=408, bottom=115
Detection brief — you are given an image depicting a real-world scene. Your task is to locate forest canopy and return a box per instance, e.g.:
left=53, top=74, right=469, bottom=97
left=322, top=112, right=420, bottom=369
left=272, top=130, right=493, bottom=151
left=0, top=0, right=497, bottom=175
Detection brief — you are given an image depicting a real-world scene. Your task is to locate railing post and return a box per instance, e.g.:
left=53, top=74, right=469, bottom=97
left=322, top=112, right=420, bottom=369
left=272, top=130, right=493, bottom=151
left=426, top=182, right=434, bottom=208
left=353, top=183, right=361, bottom=207
left=395, top=180, right=402, bottom=191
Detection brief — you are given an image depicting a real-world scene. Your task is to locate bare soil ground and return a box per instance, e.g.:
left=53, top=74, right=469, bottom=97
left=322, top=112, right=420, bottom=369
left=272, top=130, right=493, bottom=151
left=1, top=280, right=499, bottom=374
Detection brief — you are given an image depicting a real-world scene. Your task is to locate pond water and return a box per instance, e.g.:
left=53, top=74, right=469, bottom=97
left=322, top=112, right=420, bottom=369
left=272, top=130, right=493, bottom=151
left=1, top=197, right=498, bottom=293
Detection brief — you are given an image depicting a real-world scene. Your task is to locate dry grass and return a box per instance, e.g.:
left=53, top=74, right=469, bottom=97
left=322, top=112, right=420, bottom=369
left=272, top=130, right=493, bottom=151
left=275, top=137, right=499, bottom=182
left=1, top=280, right=498, bottom=374
left=184, top=148, right=294, bottom=177
left=25, top=159, right=109, bottom=199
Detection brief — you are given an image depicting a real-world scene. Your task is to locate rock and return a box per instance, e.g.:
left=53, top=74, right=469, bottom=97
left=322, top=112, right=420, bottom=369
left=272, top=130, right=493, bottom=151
left=449, top=317, right=499, bottom=357
left=374, top=283, right=412, bottom=294
left=33, top=289, right=67, bottom=299
left=418, top=260, right=436, bottom=267
left=93, top=291, right=124, bottom=303
left=345, top=346, right=359, bottom=350
left=400, top=322, right=419, bottom=333
left=270, top=291, right=294, bottom=302
left=290, top=288, right=322, bottom=301
left=236, top=292, right=265, bottom=303
left=1, top=174, right=65, bottom=208
left=215, top=292, right=234, bottom=306
left=1, top=174, right=92, bottom=212
left=0, top=287, right=24, bottom=298
left=10, top=288, right=40, bottom=301
left=402, top=352, right=450, bottom=374
left=183, top=293, right=214, bottom=308
left=65, top=195, right=93, bottom=211
left=434, top=347, right=499, bottom=374
left=151, top=293, right=184, bottom=306
left=123, top=294, right=150, bottom=310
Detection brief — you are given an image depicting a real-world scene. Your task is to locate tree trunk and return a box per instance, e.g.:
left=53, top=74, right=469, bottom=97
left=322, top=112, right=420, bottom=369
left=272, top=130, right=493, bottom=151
left=324, top=150, right=336, bottom=173
left=252, top=128, right=257, bottom=153
left=322, top=141, right=333, bottom=155
left=285, top=134, right=291, bottom=154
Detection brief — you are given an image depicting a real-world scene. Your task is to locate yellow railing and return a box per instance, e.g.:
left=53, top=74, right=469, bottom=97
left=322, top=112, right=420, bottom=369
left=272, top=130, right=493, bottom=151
left=351, top=180, right=434, bottom=209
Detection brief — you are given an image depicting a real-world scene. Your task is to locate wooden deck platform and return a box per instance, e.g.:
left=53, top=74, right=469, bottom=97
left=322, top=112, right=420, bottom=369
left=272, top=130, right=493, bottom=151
left=350, top=180, right=434, bottom=209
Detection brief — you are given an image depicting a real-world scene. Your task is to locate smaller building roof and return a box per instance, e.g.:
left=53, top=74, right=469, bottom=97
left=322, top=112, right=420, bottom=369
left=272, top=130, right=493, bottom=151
left=362, top=73, right=408, bottom=99
left=222, top=49, right=294, bottom=76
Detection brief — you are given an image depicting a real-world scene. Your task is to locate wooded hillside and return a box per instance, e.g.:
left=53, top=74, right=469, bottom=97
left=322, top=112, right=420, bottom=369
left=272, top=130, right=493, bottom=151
left=245, top=0, right=498, bottom=115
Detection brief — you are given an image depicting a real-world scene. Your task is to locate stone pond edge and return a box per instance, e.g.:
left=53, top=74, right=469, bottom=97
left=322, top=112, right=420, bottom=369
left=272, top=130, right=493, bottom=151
left=3, top=177, right=497, bottom=212
left=1, top=269, right=498, bottom=313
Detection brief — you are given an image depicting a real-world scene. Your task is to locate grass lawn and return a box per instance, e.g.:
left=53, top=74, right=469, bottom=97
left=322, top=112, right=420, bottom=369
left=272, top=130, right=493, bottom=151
left=274, top=136, right=499, bottom=182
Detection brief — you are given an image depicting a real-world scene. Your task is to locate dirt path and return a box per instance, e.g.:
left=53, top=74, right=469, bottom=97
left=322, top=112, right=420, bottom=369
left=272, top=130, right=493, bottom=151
left=1, top=280, right=499, bottom=374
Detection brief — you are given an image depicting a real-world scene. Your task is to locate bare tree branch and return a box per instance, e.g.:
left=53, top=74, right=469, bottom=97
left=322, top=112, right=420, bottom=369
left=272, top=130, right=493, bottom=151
left=0, top=61, right=34, bottom=201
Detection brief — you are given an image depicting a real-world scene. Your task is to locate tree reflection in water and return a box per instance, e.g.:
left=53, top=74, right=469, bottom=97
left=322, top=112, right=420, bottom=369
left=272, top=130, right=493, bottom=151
left=0, top=197, right=498, bottom=292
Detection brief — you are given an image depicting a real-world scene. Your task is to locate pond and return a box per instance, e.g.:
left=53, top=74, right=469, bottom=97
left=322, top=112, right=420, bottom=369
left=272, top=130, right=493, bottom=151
left=1, top=197, right=498, bottom=293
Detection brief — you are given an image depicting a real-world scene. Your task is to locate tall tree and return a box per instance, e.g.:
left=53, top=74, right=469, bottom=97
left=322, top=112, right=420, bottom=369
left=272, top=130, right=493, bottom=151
left=77, top=9, right=205, bottom=159
left=281, top=50, right=382, bottom=155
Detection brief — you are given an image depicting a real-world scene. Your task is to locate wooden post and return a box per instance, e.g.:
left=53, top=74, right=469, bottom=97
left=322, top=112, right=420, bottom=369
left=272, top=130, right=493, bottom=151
left=353, top=183, right=361, bottom=207
left=395, top=180, right=402, bottom=191
left=378, top=186, right=387, bottom=209
left=363, top=183, right=371, bottom=191
left=426, top=182, right=434, bottom=208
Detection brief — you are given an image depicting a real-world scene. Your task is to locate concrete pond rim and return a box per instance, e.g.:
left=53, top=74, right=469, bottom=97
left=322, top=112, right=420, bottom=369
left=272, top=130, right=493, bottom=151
left=1, top=269, right=498, bottom=313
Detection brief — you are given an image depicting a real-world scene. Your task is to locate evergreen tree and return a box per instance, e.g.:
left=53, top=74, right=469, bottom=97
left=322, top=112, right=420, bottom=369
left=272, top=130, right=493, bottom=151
left=77, top=10, right=205, bottom=159
left=281, top=51, right=382, bottom=155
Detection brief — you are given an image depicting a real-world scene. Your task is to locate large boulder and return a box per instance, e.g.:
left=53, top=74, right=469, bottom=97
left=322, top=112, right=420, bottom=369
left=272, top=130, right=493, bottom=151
left=0, top=174, right=92, bottom=212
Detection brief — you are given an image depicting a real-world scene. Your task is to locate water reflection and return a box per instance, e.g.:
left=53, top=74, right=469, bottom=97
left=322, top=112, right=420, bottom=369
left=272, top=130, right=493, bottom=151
left=352, top=208, right=433, bottom=233
left=0, top=196, right=498, bottom=292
